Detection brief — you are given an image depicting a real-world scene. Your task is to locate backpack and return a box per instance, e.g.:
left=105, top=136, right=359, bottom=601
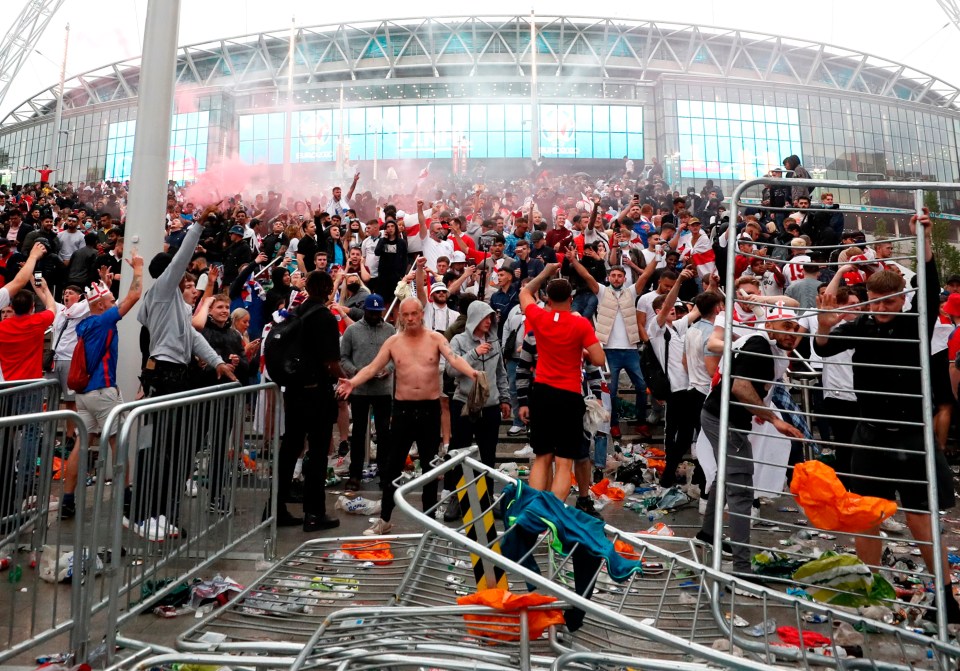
left=639, top=332, right=671, bottom=401
left=263, top=303, right=322, bottom=387
left=67, top=330, right=113, bottom=393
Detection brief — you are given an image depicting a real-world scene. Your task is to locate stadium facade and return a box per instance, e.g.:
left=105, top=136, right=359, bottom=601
left=1, top=15, right=959, bottom=211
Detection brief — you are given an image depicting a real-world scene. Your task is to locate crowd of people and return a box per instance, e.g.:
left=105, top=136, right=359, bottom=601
left=1, top=152, right=958, bottom=618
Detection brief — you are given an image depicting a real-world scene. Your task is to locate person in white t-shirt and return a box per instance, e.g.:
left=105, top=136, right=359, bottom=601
left=647, top=266, right=702, bottom=486
left=417, top=200, right=454, bottom=272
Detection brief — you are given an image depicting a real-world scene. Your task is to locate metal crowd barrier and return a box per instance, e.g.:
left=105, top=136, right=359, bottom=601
left=80, top=382, right=281, bottom=663
left=714, top=177, right=960, bottom=645
left=0, top=377, right=61, bottom=418
left=0, top=410, right=90, bottom=665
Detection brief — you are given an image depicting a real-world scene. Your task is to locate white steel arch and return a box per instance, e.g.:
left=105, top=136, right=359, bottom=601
left=0, top=0, right=67, bottom=110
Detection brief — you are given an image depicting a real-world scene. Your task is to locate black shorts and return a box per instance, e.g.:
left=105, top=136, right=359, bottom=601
left=529, top=383, right=585, bottom=460
left=931, top=350, right=954, bottom=407
left=849, top=423, right=955, bottom=511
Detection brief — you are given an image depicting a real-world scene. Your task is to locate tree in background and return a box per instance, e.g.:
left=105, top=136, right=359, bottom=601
left=925, top=191, right=960, bottom=280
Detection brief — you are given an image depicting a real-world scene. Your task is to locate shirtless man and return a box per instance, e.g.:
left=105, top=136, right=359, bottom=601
left=337, top=297, right=480, bottom=535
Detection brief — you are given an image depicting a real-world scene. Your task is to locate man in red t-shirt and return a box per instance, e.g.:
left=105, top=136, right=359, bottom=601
left=0, top=276, right=56, bottom=380
left=36, top=164, right=55, bottom=186
left=518, top=264, right=605, bottom=500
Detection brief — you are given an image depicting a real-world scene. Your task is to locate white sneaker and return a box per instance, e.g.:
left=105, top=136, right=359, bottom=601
left=185, top=479, right=198, bottom=497
left=124, top=516, right=168, bottom=542
left=507, top=426, right=525, bottom=437
left=363, top=519, right=393, bottom=536
left=157, top=515, right=180, bottom=538
left=514, top=445, right=534, bottom=458
left=881, top=518, right=906, bottom=533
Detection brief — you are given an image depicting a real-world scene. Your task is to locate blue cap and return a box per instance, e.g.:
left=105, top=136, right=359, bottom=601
left=229, top=225, right=244, bottom=236
left=364, top=294, right=386, bottom=311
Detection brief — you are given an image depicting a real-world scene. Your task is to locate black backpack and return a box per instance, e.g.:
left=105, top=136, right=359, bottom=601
left=639, top=331, right=671, bottom=401
left=264, top=303, right=322, bottom=387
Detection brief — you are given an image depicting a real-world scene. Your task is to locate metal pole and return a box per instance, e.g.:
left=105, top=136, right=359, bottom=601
left=529, top=10, right=539, bottom=161
left=46, top=23, right=69, bottom=173
left=913, top=188, right=947, bottom=641
left=282, top=17, right=295, bottom=183
left=115, top=0, right=182, bottom=403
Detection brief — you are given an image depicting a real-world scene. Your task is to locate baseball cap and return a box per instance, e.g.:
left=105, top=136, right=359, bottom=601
left=229, top=225, right=244, bottom=236
left=450, top=251, right=467, bottom=264
left=430, top=282, right=449, bottom=295
left=363, top=294, right=386, bottom=311
left=766, top=303, right=799, bottom=322
left=530, top=231, right=545, bottom=242
left=944, top=293, right=960, bottom=317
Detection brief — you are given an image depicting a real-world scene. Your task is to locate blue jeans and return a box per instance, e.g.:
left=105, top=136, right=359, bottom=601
left=571, top=292, right=598, bottom=321
left=505, top=358, right=523, bottom=428
left=593, top=434, right=608, bottom=469
left=606, top=348, right=646, bottom=427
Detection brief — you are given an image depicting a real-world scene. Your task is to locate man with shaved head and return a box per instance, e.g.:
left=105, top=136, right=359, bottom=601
left=337, top=290, right=480, bottom=535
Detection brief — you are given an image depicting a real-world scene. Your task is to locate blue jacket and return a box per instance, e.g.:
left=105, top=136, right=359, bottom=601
left=501, top=481, right=643, bottom=582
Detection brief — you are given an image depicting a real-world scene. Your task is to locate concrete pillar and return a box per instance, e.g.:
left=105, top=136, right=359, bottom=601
left=116, top=0, right=182, bottom=402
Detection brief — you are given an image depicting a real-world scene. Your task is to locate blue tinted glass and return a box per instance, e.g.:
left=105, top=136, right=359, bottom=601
left=252, top=140, right=268, bottom=164
left=626, top=106, right=642, bottom=133
left=469, top=105, right=486, bottom=131
left=268, top=139, right=284, bottom=164
left=487, top=105, right=504, bottom=131
left=470, top=132, right=487, bottom=156
left=380, top=133, right=398, bottom=159
left=269, top=113, right=285, bottom=138
left=610, top=133, right=627, bottom=159
left=348, top=108, right=365, bottom=134
left=253, top=115, right=267, bottom=139
left=574, top=131, right=592, bottom=158
left=610, top=106, right=626, bottom=132
left=504, top=131, right=523, bottom=157
left=487, top=131, right=505, bottom=157
left=504, top=104, right=524, bottom=132
left=575, top=105, right=593, bottom=132
left=592, top=106, right=609, bottom=133
left=627, top=133, right=643, bottom=159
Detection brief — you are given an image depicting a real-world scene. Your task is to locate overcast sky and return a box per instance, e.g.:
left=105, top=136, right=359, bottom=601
left=3, top=0, right=959, bottom=120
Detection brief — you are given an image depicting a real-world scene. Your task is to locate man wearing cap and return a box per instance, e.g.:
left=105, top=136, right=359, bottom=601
left=340, top=293, right=395, bottom=492
left=530, top=230, right=557, bottom=264
left=423, top=282, right=459, bottom=333
left=62, top=252, right=143, bottom=520
left=489, top=266, right=519, bottom=338
left=222, top=223, right=253, bottom=285
left=697, top=303, right=804, bottom=579
left=783, top=238, right=812, bottom=285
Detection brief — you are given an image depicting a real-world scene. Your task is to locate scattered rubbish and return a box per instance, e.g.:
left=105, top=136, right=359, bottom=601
left=725, top=612, right=749, bottom=627
left=335, top=496, right=382, bottom=515
left=744, top=618, right=777, bottom=637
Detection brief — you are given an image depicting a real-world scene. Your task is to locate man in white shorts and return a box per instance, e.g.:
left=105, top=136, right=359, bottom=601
left=62, top=249, right=143, bottom=520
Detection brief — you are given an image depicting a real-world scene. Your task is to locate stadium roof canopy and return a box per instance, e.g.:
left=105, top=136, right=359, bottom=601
left=4, top=15, right=960, bottom=127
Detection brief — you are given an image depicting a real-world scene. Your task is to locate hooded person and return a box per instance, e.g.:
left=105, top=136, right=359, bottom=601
left=443, top=300, right=511, bottom=521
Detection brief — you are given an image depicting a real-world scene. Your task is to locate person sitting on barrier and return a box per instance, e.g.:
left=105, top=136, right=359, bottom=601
left=336, top=296, right=480, bottom=536
left=517, top=264, right=605, bottom=501
left=697, top=304, right=805, bottom=579
left=814, top=207, right=960, bottom=623
left=63, top=251, right=143, bottom=521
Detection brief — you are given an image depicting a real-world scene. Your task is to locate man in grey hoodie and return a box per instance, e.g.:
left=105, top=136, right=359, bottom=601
left=443, top=300, right=510, bottom=521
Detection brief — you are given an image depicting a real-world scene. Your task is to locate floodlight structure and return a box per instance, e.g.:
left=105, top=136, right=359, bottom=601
left=939, top=0, right=960, bottom=31
left=0, top=0, right=67, bottom=110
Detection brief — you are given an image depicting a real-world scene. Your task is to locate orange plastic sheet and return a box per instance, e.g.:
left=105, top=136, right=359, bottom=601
left=456, top=589, right=565, bottom=642
left=614, top=539, right=640, bottom=560
left=590, top=478, right=626, bottom=501
left=341, top=541, right=394, bottom=565
left=646, top=459, right=666, bottom=474
left=790, top=461, right=897, bottom=533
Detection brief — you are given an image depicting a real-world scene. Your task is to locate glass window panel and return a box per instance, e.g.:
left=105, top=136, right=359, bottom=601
left=348, top=108, right=365, bottom=134
left=610, top=105, right=626, bottom=132
left=504, top=131, right=524, bottom=157
left=470, top=133, right=487, bottom=157
left=592, top=106, right=609, bottom=133
left=469, top=105, right=486, bottom=131
left=268, top=113, right=285, bottom=138
left=626, top=106, right=642, bottom=133
left=627, top=133, right=643, bottom=159
left=486, top=131, right=505, bottom=157
left=610, top=133, right=627, bottom=160
left=487, top=105, right=504, bottom=131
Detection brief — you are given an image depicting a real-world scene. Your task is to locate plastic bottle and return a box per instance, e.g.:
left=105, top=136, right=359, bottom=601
left=648, top=509, right=666, bottom=521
